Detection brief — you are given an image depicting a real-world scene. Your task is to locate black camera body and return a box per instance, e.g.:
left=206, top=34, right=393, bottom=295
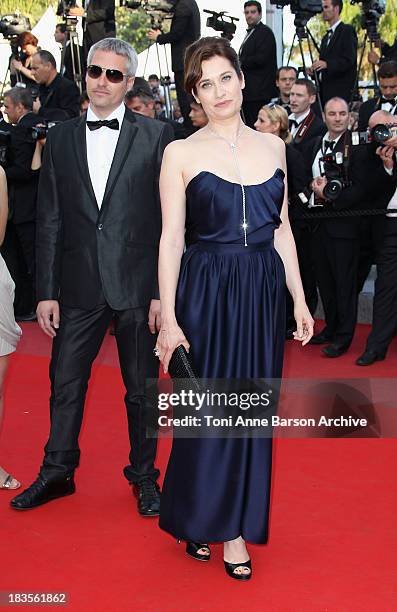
left=351, top=123, right=397, bottom=146
left=350, top=0, right=386, bottom=41
left=0, top=13, right=31, bottom=39
left=270, top=0, right=322, bottom=30
left=319, top=151, right=351, bottom=201
left=121, top=0, right=175, bottom=28
left=31, top=122, right=60, bottom=142
left=203, top=10, right=239, bottom=41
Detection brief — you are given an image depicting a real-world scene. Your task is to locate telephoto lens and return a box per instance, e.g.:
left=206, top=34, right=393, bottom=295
left=371, top=123, right=396, bottom=144
left=323, top=178, right=344, bottom=201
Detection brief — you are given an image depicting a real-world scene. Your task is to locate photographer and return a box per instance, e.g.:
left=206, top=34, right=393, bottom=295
left=148, top=0, right=201, bottom=130
left=54, top=22, right=84, bottom=84
left=358, top=61, right=397, bottom=130
left=308, top=97, right=368, bottom=357
left=310, top=0, right=357, bottom=104
left=289, top=79, right=326, bottom=153
left=356, top=110, right=397, bottom=365
left=9, top=31, right=39, bottom=93
left=2, top=88, right=44, bottom=320
left=67, top=1, right=116, bottom=58
left=31, top=50, right=80, bottom=120
left=270, top=66, right=298, bottom=115
left=239, top=1, right=277, bottom=128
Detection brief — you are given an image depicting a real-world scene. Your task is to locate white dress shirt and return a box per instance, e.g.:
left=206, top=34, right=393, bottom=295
left=384, top=158, right=397, bottom=217
left=289, top=108, right=310, bottom=138
left=86, top=102, right=125, bottom=209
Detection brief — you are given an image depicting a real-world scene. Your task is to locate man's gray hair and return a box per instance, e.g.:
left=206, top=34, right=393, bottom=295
left=4, top=86, right=33, bottom=111
left=87, top=38, right=138, bottom=77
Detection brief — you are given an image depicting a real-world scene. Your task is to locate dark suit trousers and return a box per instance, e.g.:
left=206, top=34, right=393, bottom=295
left=312, top=223, right=359, bottom=346
left=40, top=303, right=159, bottom=484
left=174, top=70, right=193, bottom=132
left=366, top=218, right=397, bottom=354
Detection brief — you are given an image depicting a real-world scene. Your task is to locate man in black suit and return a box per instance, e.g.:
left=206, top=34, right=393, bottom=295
left=358, top=61, right=397, bottom=131
left=289, top=78, right=326, bottom=153
left=239, top=1, right=277, bottom=128
left=2, top=87, right=43, bottom=320
left=148, top=0, right=200, bottom=130
left=270, top=65, right=298, bottom=115
left=69, top=0, right=116, bottom=59
left=310, top=0, right=357, bottom=105
left=356, top=111, right=397, bottom=366
left=54, top=23, right=84, bottom=86
left=31, top=50, right=80, bottom=121
left=308, top=97, right=376, bottom=357
left=11, top=38, right=173, bottom=514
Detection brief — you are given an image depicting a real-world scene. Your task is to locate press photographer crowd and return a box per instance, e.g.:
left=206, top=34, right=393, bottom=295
left=0, top=0, right=397, bottom=373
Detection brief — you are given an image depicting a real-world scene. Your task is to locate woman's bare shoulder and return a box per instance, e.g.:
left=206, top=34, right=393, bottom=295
left=252, top=130, right=285, bottom=150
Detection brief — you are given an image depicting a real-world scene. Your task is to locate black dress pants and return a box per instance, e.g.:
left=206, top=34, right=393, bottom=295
left=40, top=302, right=159, bottom=484
left=174, top=70, right=193, bottom=132
left=366, top=217, right=397, bottom=354
left=312, top=224, right=359, bottom=347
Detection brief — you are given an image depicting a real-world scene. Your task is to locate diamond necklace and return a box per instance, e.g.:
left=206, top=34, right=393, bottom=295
left=206, top=122, right=248, bottom=247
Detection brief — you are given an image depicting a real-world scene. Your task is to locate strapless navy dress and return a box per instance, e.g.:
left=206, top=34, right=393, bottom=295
left=159, top=168, right=286, bottom=544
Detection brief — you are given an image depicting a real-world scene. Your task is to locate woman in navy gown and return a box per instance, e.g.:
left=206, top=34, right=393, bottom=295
left=155, top=37, right=314, bottom=581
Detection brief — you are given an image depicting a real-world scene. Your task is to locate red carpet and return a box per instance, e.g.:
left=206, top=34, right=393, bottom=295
left=1, top=323, right=396, bottom=611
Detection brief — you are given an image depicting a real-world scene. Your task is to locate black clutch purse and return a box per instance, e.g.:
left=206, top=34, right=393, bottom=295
left=168, top=346, right=201, bottom=390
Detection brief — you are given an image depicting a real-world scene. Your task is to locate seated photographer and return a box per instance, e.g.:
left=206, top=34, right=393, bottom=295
left=289, top=79, right=326, bottom=154
left=31, top=50, right=80, bottom=121
left=9, top=31, right=39, bottom=94
left=2, top=87, right=44, bottom=320
left=125, top=80, right=185, bottom=139
left=358, top=61, right=397, bottom=131
left=308, top=97, right=369, bottom=357
left=255, top=103, right=316, bottom=336
left=270, top=66, right=298, bottom=115
left=356, top=110, right=397, bottom=366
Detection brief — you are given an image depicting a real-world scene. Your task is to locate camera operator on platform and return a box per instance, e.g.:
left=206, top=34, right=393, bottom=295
left=68, top=1, right=116, bottom=59
left=270, top=66, right=298, bottom=115
left=238, top=1, right=277, bottom=128
left=358, top=61, right=397, bottom=130
left=31, top=51, right=80, bottom=121
left=309, top=0, right=357, bottom=105
left=2, top=88, right=44, bottom=321
left=356, top=110, right=397, bottom=365
left=9, top=31, right=39, bottom=93
left=148, top=0, right=201, bottom=131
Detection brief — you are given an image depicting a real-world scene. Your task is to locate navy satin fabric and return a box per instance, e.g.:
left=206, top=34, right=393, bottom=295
left=159, top=168, right=286, bottom=544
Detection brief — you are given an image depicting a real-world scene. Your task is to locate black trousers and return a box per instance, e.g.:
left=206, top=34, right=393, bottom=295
left=366, top=217, right=397, bottom=354
left=1, top=221, right=35, bottom=315
left=312, top=224, right=359, bottom=347
left=174, top=70, right=193, bottom=132
left=40, top=303, right=159, bottom=484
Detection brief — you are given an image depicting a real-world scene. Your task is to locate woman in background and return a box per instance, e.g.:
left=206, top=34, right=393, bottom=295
left=0, top=168, right=22, bottom=489
left=10, top=31, right=39, bottom=92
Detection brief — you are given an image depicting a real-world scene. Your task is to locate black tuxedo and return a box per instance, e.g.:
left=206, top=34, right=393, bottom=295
left=36, top=107, right=173, bottom=483
left=83, top=0, right=116, bottom=55
left=357, top=97, right=397, bottom=131
left=157, top=0, right=200, bottom=129
left=290, top=110, right=326, bottom=156
left=239, top=21, right=277, bottom=127
left=319, top=22, right=358, bottom=104
left=39, top=74, right=80, bottom=121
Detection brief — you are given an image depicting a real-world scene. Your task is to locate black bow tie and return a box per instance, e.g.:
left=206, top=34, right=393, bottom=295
left=380, top=97, right=396, bottom=106
left=289, top=118, right=298, bottom=128
left=324, top=139, right=335, bottom=151
left=86, top=118, right=119, bottom=131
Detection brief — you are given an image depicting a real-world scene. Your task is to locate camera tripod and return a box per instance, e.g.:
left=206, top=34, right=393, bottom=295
left=143, top=17, right=174, bottom=120
left=286, top=20, right=323, bottom=115
left=60, top=16, right=83, bottom=93
left=350, top=30, right=379, bottom=103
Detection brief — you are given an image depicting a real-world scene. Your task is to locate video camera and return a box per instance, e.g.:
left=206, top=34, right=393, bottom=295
left=203, top=10, right=239, bottom=41
left=350, top=0, right=386, bottom=42
left=270, top=0, right=322, bottom=33
left=121, top=0, right=175, bottom=29
left=0, top=13, right=31, bottom=40
left=351, top=122, right=397, bottom=145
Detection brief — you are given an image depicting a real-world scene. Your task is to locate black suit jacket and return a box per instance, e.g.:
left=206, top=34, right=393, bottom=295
left=83, top=0, right=116, bottom=53
left=36, top=107, right=173, bottom=310
left=157, top=0, right=200, bottom=73
left=290, top=111, right=327, bottom=156
left=357, top=97, right=397, bottom=131
left=239, top=22, right=277, bottom=102
left=39, top=74, right=80, bottom=121
left=319, top=22, right=358, bottom=104
left=4, top=112, right=43, bottom=224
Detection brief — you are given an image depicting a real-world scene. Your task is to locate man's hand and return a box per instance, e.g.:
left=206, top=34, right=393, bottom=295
left=148, top=299, right=161, bottom=334
left=311, top=176, right=327, bottom=200
left=383, top=134, right=397, bottom=149
left=11, top=58, right=23, bottom=71
left=148, top=29, right=161, bottom=41
left=311, top=59, right=327, bottom=72
left=368, top=50, right=380, bottom=65
left=376, top=145, right=395, bottom=170
left=37, top=300, right=60, bottom=338
left=69, top=7, right=85, bottom=16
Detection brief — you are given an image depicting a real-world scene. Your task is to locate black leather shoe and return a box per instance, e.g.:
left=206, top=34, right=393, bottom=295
left=322, top=343, right=349, bottom=358
left=309, top=331, right=333, bottom=345
left=355, top=349, right=385, bottom=366
left=10, top=476, right=75, bottom=510
left=133, top=479, right=160, bottom=517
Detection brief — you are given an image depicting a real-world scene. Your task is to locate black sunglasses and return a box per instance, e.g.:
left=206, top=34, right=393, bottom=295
left=87, top=64, right=129, bottom=84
